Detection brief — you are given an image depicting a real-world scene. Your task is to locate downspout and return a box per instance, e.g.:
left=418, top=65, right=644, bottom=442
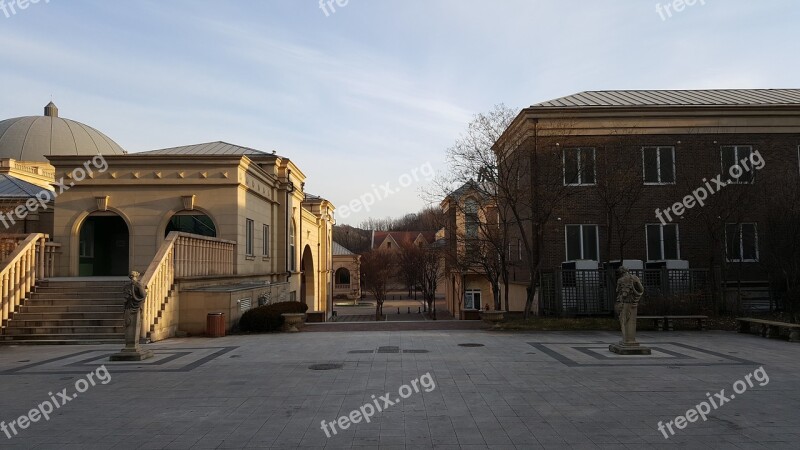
left=286, top=170, right=293, bottom=283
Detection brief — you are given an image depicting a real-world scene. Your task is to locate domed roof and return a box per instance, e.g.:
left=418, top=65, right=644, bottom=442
left=0, top=103, right=126, bottom=162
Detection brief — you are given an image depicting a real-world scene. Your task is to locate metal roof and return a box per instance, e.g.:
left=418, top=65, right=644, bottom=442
left=0, top=102, right=126, bottom=162
left=135, top=141, right=282, bottom=157
left=332, top=241, right=355, bottom=256
left=533, top=89, right=800, bottom=108
left=0, top=174, right=52, bottom=199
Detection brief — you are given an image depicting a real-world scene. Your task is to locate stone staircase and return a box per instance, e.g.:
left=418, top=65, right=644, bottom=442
left=1, top=279, right=127, bottom=345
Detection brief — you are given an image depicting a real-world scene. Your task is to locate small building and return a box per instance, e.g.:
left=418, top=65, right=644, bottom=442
left=332, top=241, right=361, bottom=300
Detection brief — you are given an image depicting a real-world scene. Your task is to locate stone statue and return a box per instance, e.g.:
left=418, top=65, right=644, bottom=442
left=609, top=267, right=651, bottom=355
left=110, top=271, right=154, bottom=361
left=123, top=271, right=147, bottom=322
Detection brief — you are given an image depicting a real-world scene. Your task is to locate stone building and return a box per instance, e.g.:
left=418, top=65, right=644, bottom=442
left=0, top=103, right=335, bottom=343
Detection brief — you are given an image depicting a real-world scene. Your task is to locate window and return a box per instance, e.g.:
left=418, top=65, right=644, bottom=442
left=643, top=146, right=675, bottom=184
left=289, top=221, right=296, bottom=271
left=245, top=219, right=254, bottom=256
left=262, top=225, right=270, bottom=256
left=726, top=223, right=759, bottom=262
left=464, top=289, right=482, bottom=310
left=464, top=198, right=479, bottom=238
left=646, top=224, right=680, bottom=261
left=166, top=213, right=217, bottom=237
left=565, top=225, right=599, bottom=261
left=335, top=268, right=351, bottom=287
left=563, top=148, right=596, bottom=185
left=721, top=146, right=755, bottom=184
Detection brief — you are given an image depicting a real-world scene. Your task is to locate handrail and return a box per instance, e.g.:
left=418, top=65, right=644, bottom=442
left=0, top=233, right=49, bottom=330
left=140, top=232, right=236, bottom=340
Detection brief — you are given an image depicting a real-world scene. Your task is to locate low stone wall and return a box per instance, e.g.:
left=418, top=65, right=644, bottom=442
left=176, top=278, right=289, bottom=336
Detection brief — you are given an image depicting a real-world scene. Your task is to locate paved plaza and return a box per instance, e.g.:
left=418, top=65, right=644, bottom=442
left=0, top=329, right=798, bottom=449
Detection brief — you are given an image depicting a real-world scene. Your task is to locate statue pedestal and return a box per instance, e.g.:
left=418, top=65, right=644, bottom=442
left=110, top=347, right=154, bottom=361
left=609, top=342, right=652, bottom=355
left=110, top=302, right=153, bottom=362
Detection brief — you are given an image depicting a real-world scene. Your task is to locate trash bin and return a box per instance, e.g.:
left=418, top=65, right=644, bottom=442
left=207, top=312, right=226, bottom=337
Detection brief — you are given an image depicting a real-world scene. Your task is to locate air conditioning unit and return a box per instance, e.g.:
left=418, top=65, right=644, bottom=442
left=604, top=260, right=644, bottom=271
left=645, top=260, right=689, bottom=270
left=562, top=260, right=599, bottom=271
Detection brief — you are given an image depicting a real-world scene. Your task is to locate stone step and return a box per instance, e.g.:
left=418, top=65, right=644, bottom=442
left=7, top=319, right=124, bottom=328
left=17, top=305, right=123, bottom=314
left=22, top=298, right=123, bottom=306
left=0, top=334, right=124, bottom=344
left=30, top=291, right=124, bottom=299
left=9, top=312, right=123, bottom=321
left=3, top=326, right=125, bottom=335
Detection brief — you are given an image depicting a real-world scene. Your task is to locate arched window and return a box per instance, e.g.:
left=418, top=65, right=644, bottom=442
left=166, top=212, right=217, bottom=237
left=335, top=268, right=351, bottom=286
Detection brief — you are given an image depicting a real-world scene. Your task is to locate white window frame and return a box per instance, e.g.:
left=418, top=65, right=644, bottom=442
left=642, top=146, right=676, bottom=185
left=564, top=225, right=599, bottom=261
left=721, top=145, right=755, bottom=185
left=245, top=219, right=255, bottom=256
left=563, top=147, right=597, bottom=186
left=464, top=289, right=482, bottom=310
left=726, top=223, right=760, bottom=263
left=645, top=224, right=681, bottom=261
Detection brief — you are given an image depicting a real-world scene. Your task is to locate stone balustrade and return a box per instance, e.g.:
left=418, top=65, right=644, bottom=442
left=0, top=234, right=57, bottom=329
left=140, top=232, right=236, bottom=341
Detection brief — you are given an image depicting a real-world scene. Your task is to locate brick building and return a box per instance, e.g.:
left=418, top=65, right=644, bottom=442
left=471, top=89, right=800, bottom=315
left=496, top=89, right=800, bottom=275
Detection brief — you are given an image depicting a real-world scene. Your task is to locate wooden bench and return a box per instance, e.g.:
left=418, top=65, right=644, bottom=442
left=736, top=318, right=800, bottom=342
left=638, top=315, right=708, bottom=331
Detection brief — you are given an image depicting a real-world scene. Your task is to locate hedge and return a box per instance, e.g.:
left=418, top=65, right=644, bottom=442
left=239, top=301, right=309, bottom=333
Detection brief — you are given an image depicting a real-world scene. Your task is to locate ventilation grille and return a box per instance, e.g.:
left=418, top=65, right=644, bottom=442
left=238, top=297, right=252, bottom=312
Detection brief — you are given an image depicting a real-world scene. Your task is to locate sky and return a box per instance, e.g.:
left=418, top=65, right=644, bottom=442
left=1, top=0, right=798, bottom=225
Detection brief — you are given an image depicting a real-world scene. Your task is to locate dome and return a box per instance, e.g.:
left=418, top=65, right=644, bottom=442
left=0, top=103, right=126, bottom=162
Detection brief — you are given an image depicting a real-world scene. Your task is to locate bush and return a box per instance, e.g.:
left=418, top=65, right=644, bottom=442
left=239, top=301, right=309, bottom=333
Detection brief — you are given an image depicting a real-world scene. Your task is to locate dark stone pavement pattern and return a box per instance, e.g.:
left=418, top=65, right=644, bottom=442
left=0, top=330, right=798, bottom=449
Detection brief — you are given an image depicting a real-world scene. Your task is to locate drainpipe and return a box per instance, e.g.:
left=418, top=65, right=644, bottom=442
left=286, top=170, right=293, bottom=283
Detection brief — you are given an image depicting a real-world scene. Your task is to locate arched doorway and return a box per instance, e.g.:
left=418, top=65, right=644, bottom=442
left=300, top=246, right=315, bottom=308
left=78, top=214, right=129, bottom=276
left=165, top=211, right=217, bottom=237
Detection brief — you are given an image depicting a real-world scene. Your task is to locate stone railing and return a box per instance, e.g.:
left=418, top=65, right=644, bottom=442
left=0, top=234, right=57, bottom=330
left=140, top=232, right=236, bottom=341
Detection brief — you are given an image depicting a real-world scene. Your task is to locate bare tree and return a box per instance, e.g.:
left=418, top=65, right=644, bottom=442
left=361, top=249, right=395, bottom=320
left=439, top=105, right=519, bottom=312
left=397, top=241, right=422, bottom=298
left=418, top=244, right=444, bottom=319
left=758, top=153, right=800, bottom=322
left=594, top=143, right=645, bottom=262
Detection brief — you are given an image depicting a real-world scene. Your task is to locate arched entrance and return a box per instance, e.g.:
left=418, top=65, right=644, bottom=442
left=165, top=211, right=217, bottom=237
left=78, top=214, right=129, bottom=276
left=300, top=246, right=315, bottom=309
